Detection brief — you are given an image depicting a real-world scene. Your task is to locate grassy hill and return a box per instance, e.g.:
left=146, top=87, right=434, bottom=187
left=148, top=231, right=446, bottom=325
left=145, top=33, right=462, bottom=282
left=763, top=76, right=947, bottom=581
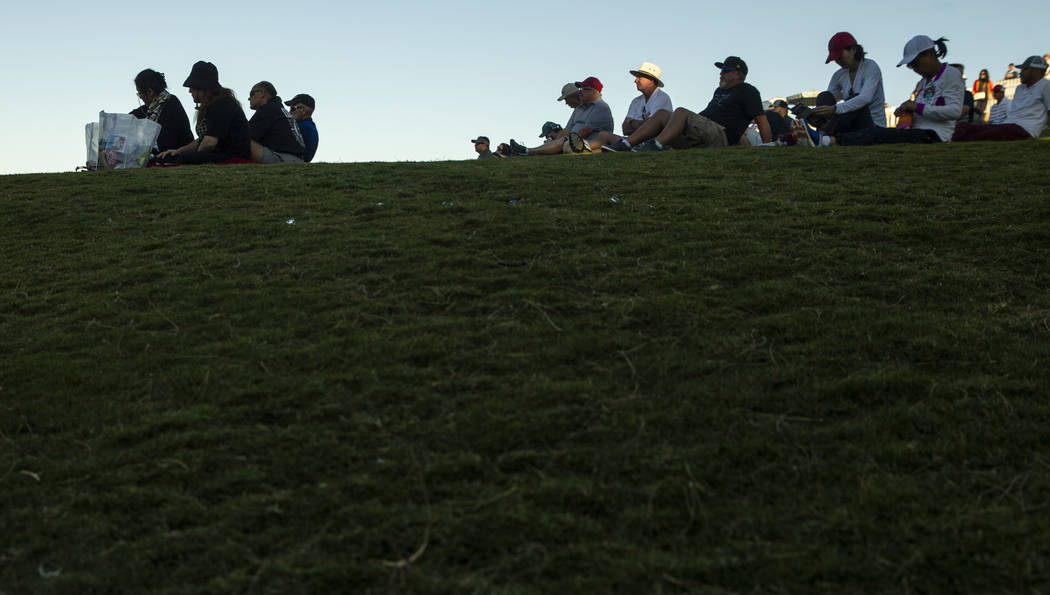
left=2, top=143, right=1049, bottom=592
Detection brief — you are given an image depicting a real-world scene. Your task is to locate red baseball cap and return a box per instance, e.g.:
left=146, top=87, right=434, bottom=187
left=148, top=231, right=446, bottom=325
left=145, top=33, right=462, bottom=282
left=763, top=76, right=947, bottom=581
left=574, top=76, right=603, bottom=92
left=826, top=32, right=857, bottom=64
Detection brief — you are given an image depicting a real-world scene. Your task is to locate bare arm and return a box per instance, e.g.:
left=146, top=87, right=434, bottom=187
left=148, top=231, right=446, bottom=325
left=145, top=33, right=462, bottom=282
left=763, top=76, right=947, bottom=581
left=197, top=135, right=219, bottom=153
left=754, top=114, right=772, bottom=143
left=157, top=138, right=200, bottom=159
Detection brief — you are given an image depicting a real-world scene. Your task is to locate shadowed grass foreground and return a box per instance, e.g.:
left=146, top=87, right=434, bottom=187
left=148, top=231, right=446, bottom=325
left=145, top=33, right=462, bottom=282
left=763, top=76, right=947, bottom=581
left=2, top=143, right=1050, bottom=593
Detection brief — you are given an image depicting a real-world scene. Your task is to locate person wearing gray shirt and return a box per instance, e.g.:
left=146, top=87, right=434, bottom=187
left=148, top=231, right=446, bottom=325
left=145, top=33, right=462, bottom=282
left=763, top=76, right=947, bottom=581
left=508, top=76, right=614, bottom=155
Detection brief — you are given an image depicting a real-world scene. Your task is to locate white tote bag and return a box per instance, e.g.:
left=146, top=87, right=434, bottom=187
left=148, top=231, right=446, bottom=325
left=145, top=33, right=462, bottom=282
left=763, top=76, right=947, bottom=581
left=92, top=111, right=162, bottom=169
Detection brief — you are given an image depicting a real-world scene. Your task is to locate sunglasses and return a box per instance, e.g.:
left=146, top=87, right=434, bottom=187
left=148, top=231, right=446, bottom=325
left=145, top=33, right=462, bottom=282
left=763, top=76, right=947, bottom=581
left=720, top=68, right=737, bottom=73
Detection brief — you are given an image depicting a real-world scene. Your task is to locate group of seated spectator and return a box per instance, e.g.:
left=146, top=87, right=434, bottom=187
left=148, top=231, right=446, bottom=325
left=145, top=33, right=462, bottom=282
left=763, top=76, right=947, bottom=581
left=130, top=61, right=319, bottom=166
left=474, top=33, right=1049, bottom=158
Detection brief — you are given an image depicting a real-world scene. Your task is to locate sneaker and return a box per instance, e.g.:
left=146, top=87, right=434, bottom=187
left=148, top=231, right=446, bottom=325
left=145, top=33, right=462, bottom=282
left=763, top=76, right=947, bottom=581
left=509, top=139, right=529, bottom=156
left=567, top=132, right=590, bottom=153
left=601, top=138, right=631, bottom=152
left=631, top=139, right=662, bottom=151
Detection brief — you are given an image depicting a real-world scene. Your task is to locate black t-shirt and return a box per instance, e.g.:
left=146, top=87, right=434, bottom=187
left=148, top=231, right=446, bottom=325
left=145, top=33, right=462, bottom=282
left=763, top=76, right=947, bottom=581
left=203, top=95, right=251, bottom=159
left=700, top=82, right=764, bottom=145
left=130, top=95, right=195, bottom=153
left=764, top=110, right=791, bottom=139
left=249, top=98, right=305, bottom=157
left=963, top=90, right=975, bottom=123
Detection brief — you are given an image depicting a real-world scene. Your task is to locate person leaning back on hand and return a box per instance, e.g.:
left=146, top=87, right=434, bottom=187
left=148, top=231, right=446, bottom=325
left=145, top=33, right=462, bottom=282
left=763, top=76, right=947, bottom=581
left=156, top=61, right=252, bottom=165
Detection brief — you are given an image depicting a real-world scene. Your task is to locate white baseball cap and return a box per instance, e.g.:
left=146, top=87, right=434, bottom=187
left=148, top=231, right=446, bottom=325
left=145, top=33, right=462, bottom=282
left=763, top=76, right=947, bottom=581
left=897, top=35, right=935, bottom=67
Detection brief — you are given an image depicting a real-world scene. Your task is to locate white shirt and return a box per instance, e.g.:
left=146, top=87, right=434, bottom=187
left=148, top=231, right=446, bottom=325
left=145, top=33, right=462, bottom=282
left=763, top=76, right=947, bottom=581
left=988, top=99, right=1011, bottom=124
left=827, top=58, right=887, bottom=127
left=913, top=64, right=965, bottom=142
left=1005, top=78, right=1050, bottom=137
left=625, top=88, right=673, bottom=122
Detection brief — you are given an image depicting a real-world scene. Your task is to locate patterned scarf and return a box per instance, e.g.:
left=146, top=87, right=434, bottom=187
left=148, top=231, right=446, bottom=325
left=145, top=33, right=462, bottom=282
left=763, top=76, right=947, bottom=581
left=144, top=90, right=170, bottom=122
left=195, top=102, right=208, bottom=139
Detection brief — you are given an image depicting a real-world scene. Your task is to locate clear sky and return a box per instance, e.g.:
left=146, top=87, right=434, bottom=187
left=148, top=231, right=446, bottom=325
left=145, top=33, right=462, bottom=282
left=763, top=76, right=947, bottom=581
left=1, top=0, right=1046, bottom=175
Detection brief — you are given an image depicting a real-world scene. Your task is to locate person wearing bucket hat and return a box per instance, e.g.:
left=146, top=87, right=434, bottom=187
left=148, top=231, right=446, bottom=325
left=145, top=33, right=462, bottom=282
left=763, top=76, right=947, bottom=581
left=952, top=55, right=1050, bottom=142
left=625, top=56, right=770, bottom=151
left=987, top=85, right=1010, bottom=124
left=810, top=32, right=886, bottom=134
left=590, top=62, right=674, bottom=152
left=833, top=36, right=962, bottom=146
left=506, top=76, right=613, bottom=156
left=157, top=61, right=252, bottom=164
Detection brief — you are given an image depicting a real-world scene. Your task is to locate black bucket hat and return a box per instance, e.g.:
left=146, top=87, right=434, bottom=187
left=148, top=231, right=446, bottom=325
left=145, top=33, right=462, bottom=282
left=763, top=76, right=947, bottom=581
left=183, top=61, right=219, bottom=89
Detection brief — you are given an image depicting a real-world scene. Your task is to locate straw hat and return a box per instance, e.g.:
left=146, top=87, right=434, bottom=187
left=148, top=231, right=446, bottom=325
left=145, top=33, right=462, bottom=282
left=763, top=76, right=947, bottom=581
left=629, top=62, right=664, bottom=87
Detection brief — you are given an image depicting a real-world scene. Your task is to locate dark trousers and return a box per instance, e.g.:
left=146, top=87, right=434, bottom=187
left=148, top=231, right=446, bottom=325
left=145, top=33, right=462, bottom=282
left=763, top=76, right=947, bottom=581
left=816, top=90, right=876, bottom=136
left=951, top=122, right=1030, bottom=142
left=836, top=126, right=941, bottom=146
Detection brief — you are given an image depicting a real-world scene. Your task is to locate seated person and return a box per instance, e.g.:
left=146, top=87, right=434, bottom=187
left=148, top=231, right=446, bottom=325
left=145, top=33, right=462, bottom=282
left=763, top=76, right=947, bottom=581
left=987, top=85, right=1010, bottom=124
left=810, top=32, right=884, bottom=137
left=590, top=62, right=674, bottom=152
left=627, top=56, right=770, bottom=151
left=498, top=84, right=580, bottom=155
left=953, top=56, right=1050, bottom=142
left=284, top=93, right=318, bottom=162
left=130, top=68, right=194, bottom=153
left=834, top=36, right=962, bottom=146
left=471, top=135, right=499, bottom=159
left=507, top=77, right=613, bottom=155
left=157, top=61, right=252, bottom=164
left=248, top=82, right=305, bottom=163
left=763, top=99, right=793, bottom=141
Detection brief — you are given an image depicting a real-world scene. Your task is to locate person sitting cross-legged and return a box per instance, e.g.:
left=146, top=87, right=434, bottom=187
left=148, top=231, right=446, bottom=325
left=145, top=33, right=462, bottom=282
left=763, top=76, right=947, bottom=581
left=626, top=56, right=770, bottom=151
left=285, top=93, right=319, bottom=162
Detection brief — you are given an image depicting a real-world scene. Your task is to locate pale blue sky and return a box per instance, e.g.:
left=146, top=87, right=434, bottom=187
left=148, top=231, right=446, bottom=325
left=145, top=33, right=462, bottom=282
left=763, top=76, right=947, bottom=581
left=1, top=0, right=1046, bottom=174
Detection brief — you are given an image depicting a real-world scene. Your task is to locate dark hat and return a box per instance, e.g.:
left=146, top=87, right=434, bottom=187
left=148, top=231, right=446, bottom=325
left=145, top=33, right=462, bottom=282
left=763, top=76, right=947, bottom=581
left=183, top=61, right=219, bottom=89
left=1017, top=55, right=1049, bottom=70
left=284, top=93, right=316, bottom=109
left=539, top=121, right=563, bottom=137
left=992, top=84, right=1005, bottom=92
left=771, top=99, right=789, bottom=109
left=471, top=136, right=490, bottom=145
left=714, top=56, right=748, bottom=75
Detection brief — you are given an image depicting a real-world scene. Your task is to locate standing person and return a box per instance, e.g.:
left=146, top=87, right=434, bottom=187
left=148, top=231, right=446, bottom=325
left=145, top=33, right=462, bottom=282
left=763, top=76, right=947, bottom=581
left=592, top=62, right=675, bottom=151
left=1004, top=63, right=1019, bottom=79
left=987, top=85, right=1010, bottom=124
left=285, top=94, right=318, bottom=162
left=628, top=56, right=771, bottom=151
left=156, top=61, right=252, bottom=164
left=972, top=69, right=992, bottom=122
left=811, top=32, right=886, bottom=135
left=248, top=81, right=305, bottom=163
left=953, top=56, right=1050, bottom=142
left=834, top=36, right=963, bottom=145
left=130, top=68, right=194, bottom=154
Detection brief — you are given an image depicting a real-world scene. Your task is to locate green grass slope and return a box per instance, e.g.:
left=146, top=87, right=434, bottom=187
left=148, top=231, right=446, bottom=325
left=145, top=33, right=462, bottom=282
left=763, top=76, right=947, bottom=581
left=2, top=144, right=1049, bottom=593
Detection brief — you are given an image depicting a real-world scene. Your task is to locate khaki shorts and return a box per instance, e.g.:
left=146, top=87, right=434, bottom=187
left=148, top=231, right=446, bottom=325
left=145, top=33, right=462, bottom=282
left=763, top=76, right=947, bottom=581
left=669, top=111, right=728, bottom=149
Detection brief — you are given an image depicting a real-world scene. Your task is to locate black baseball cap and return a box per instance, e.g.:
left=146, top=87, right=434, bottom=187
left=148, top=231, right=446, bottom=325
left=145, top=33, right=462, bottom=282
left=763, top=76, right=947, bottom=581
left=283, top=93, right=315, bottom=109
left=714, top=56, right=748, bottom=75
left=471, top=136, right=490, bottom=145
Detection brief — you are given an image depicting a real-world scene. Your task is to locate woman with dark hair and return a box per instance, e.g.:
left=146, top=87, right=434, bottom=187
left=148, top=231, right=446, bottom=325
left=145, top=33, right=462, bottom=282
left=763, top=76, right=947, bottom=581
left=156, top=61, right=251, bottom=165
left=812, top=32, right=886, bottom=134
left=972, top=68, right=991, bottom=122
left=130, top=68, right=194, bottom=153
left=834, top=36, right=963, bottom=145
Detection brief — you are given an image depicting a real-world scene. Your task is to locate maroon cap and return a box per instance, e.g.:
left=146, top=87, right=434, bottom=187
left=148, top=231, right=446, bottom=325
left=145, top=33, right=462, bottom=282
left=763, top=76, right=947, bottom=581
left=826, top=32, right=858, bottom=64
left=574, top=76, right=603, bottom=92
left=992, top=84, right=1005, bottom=92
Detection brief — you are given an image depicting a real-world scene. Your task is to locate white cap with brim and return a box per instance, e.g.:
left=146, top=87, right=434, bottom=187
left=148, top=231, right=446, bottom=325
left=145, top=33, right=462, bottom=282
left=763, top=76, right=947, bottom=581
left=557, top=83, right=580, bottom=101
left=897, top=35, right=935, bottom=67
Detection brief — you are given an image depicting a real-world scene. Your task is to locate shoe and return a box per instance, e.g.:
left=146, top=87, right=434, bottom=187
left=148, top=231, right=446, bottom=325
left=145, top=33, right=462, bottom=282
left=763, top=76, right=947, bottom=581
left=567, top=132, right=590, bottom=153
left=631, top=139, right=662, bottom=151
left=601, top=138, right=631, bottom=152
left=509, top=139, right=529, bottom=156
